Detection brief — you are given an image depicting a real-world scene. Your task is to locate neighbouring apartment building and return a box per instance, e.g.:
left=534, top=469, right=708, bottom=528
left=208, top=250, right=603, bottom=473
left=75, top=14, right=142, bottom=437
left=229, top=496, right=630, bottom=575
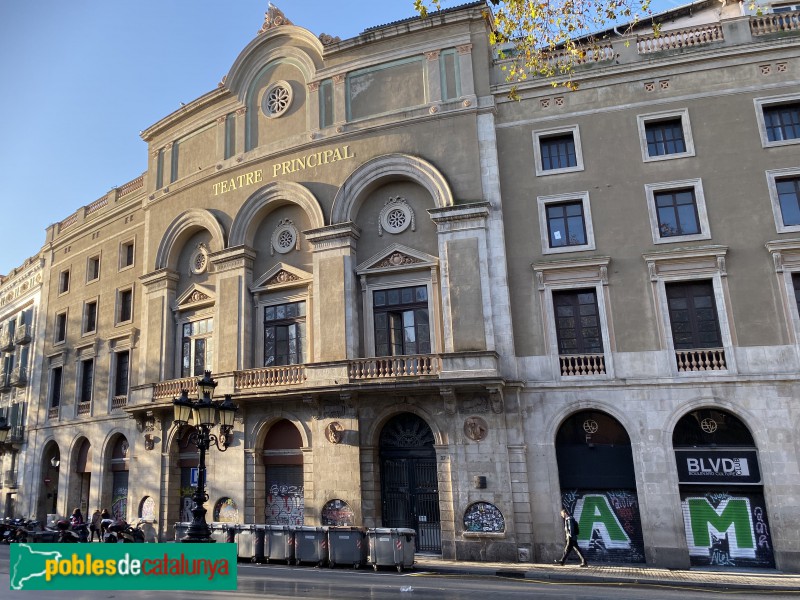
left=6, top=0, right=800, bottom=571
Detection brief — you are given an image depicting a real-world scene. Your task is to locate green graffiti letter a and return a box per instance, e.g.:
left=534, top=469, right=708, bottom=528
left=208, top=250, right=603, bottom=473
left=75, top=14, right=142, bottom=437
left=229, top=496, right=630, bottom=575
left=687, top=498, right=754, bottom=550
left=575, top=495, right=630, bottom=547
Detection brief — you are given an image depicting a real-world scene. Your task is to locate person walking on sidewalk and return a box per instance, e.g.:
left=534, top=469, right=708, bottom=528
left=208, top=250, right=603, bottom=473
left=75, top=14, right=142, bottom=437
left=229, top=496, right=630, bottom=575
left=555, top=508, right=588, bottom=567
left=90, top=509, right=102, bottom=542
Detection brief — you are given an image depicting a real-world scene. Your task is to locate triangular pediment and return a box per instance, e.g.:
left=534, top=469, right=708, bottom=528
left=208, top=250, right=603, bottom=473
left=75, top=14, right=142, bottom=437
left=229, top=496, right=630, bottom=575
left=251, top=263, right=312, bottom=293
left=356, top=244, right=438, bottom=275
left=175, top=284, right=215, bottom=311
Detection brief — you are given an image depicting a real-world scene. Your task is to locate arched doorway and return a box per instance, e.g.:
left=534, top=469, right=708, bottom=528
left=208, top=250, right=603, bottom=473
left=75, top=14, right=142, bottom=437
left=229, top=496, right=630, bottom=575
left=67, top=438, right=92, bottom=518
left=673, top=408, right=774, bottom=568
left=556, top=410, right=645, bottom=563
left=37, top=442, right=60, bottom=521
left=379, top=413, right=440, bottom=553
left=107, top=435, right=130, bottom=520
left=263, top=419, right=304, bottom=525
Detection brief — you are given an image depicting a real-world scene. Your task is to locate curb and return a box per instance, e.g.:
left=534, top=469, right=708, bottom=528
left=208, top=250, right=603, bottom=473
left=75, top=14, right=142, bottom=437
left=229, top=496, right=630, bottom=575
left=412, top=561, right=800, bottom=592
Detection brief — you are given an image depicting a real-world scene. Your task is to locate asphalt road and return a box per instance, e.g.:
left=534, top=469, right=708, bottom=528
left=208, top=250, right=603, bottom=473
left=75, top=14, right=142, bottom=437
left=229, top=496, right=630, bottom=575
left=1, top=545, right=796, bottom=599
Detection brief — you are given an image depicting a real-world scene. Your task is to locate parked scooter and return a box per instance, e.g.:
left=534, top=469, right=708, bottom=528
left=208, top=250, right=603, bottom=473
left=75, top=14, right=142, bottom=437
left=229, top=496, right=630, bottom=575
left=102, top=518, right=145, bottom=543
left=3, top=518, right=41, bottom=543
left=56, top=519, right=89, bottom=543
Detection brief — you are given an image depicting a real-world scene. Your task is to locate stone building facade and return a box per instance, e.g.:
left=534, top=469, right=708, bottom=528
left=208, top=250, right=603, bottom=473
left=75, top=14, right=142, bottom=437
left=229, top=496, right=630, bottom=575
left=8, top=0, right=800, bottom=571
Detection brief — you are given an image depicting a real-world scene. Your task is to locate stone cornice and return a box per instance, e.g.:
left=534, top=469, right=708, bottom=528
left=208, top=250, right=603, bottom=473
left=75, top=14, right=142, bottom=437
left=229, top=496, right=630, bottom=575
left=0, top=257, right=44, bottom=309
left=140, top=268, right=180, bottom=292
left=209, top=245, right=257, bottom=273
left=304, top=222, right=361, bottom=252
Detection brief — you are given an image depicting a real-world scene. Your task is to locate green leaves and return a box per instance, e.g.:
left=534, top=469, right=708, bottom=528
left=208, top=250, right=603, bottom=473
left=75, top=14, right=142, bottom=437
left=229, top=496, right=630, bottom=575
left=415, top=0, right=653, bottom=94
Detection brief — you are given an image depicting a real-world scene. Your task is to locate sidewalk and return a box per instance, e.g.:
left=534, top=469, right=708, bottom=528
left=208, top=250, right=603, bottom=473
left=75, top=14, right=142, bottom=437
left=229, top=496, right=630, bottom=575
left=412, top=555, right=800, bottom=592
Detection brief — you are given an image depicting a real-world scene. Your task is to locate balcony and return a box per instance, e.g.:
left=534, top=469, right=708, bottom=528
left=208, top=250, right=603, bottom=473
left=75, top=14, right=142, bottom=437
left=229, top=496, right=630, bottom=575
left=48, top=406, right=59, bottom=420
left=349, top=355, right=440, bottom=380
left=0, top=332, right=13, bottom=352
left=152, top=376, right=198, bottom=400
left=750, top=10, right=800, bottom=36
left=3, top=470, right=18, bottom=489
left=559, top=353, right=606, bottom=376
left=235, top=365, right=306, bottom=389
left=675, top=348, right=727, bottom=372
left=0, top=377, right=10, bottom=392
left=8, top=425, right=24, bottom=443
left=77, top=402, right=91, bottom=416
left=112, top=395, right=128, bottom=410
left=10, top=367, right=26, bottom=387
left=13, top=324, right=31, bottom=345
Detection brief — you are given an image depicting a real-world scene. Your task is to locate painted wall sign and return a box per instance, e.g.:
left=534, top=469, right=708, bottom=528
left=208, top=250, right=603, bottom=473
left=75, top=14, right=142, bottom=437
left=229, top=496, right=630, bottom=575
left=675, top=449, right=761, bottom=485
left=213, top=497, right=239, bottom=523
left=681, top=491, right=774, bottom=568
left=211, top=145, right=355, bottom=195
left=463, top=502, right=505, bottom=533
left=321, top=499, right=354, bottom=526
left=562, top=489, right=645, bottom=564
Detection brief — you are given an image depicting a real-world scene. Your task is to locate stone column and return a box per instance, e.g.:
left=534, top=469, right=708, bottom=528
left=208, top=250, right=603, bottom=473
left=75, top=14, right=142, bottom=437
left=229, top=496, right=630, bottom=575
left=426, top=50, right=442, bottom=104
left=428, top=203, right=493, bottom=354
left=456, top=44, right=476, bottom=98
left=235, top=107, right=247, bottom=156
left=209, top=246, right=256, bottom=372
left=305, top=223, right=361, bottom=361
left=139, top=269, right=179, bottom=384
left=333, top=74, right=347, bottom=127
left=307, top=81, right=321, bottom=132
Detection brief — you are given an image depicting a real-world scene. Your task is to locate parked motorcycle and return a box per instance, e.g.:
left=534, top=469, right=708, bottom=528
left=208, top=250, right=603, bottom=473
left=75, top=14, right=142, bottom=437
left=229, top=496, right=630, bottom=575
left=56, top=519, right=89, bottom=543
left=102, top=518, right=145, bottom=543
left=3, top=518, right=41, bottom=543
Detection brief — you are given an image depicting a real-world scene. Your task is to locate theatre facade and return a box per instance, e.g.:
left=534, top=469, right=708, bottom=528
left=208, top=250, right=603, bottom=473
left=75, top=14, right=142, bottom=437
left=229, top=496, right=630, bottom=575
left=9, top=0, right=800, bottom=570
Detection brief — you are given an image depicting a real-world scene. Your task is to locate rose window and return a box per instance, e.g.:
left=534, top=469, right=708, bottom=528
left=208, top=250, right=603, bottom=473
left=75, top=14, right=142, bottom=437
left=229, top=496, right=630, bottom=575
left=189, top=244, right=209, bottom=275
left=271, top=220, right=299, bottom=255
left=262, top=81, right=293, bottom=118
left=278, top=230, right=294, bottom=249
left=379, top=197, right=415, bottom=235
left=387, top=209, right=407, bottom=229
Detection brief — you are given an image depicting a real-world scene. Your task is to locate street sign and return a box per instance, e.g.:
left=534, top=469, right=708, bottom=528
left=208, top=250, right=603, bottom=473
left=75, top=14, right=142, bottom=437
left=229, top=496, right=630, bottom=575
left=190, top=467, right=199, bottom=487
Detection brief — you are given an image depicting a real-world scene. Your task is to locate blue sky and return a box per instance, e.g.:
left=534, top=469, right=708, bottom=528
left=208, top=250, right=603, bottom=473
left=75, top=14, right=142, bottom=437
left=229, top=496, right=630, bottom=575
left=0, top=0, right=677, bottom=276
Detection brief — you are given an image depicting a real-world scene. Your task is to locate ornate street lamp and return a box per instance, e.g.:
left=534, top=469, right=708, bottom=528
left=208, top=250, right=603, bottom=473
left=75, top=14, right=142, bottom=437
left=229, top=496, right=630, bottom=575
left=171, top=371, right=238, bottom=543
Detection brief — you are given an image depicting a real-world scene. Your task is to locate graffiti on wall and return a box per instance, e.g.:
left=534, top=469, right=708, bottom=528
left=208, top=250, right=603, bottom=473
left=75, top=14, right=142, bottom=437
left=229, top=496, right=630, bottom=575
left=139, top=496, right=156, bottom=521
left=321, top=499, right=354, bottom=526
left=266, top=483, right=304, bottom=525
left=213, top=497, right=239, bottom=523
left=681, top=491, right=774, bottom=568
left=111, top=472, right=128, bottom=520
left=562, top=489, right=645, bottom=563
left=463, top=502, right=505, bottom=533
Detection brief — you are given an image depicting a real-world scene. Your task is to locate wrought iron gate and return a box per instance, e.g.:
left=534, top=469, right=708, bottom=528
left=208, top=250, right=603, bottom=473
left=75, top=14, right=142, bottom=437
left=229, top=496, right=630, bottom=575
left=380, top=414, right=441, bottom=553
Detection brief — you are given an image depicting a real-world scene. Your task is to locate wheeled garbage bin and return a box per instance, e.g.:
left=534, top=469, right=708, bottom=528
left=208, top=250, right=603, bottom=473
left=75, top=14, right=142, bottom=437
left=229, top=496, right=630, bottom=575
left=266, top=525, right=295, bottom=564
left=237, top=524, right=255, bottom=560
left=173, top=522, right=190, bottom=542
left=294, top=526, right=329, bottom=567
left=254, top=525, right=268, bottom=563
left=327, top=527, right=367, bottom=569
left=209, top=522, right=229, bottom=544
left=367, top=528, right=416, bottom=572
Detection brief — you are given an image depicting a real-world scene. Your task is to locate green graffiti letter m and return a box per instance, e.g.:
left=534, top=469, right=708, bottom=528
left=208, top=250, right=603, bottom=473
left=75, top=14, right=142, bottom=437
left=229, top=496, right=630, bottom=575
left=685, top=497, right=755, bottom=558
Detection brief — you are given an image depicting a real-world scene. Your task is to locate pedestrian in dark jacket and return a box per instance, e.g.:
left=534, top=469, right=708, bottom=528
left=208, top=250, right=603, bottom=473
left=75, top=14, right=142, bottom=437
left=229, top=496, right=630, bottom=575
left=555, top=508, right=588, bottom=567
